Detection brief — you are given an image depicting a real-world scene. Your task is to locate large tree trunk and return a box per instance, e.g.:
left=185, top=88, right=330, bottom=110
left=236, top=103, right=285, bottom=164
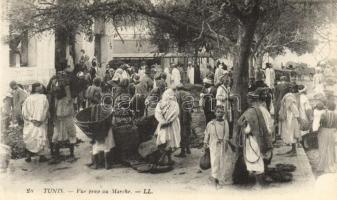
left=55, top=27, right=67, bottom=70
left=232, top=19, right=259, bottom=113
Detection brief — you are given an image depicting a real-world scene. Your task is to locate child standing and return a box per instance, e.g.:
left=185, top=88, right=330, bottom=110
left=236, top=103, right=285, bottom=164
left=203, top=105, right=236, bottom=187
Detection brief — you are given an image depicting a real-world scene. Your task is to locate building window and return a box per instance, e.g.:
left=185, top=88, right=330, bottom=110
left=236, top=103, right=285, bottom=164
left=9, top=31, right=29, bottom=67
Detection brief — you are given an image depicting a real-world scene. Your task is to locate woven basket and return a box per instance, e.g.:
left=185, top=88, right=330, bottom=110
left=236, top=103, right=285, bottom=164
left=74, top=105, right=113, bottom=140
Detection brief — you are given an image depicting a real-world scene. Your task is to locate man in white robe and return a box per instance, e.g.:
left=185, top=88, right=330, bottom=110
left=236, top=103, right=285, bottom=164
left=22, top=83, right=49, bottom=162
left=264, top=63, right=275, bottom=89
left=170, top=64, right=181, bottom=88
left=313, top=68, right=324, bottom=95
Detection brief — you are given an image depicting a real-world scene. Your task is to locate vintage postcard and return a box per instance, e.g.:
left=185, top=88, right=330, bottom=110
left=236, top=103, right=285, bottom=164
left=0, top=0, right=336, bottom=200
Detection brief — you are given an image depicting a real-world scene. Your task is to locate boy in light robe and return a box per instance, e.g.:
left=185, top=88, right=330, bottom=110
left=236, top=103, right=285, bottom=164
left=22, top=83, right=49, bottom=162
left=203, top=105, right=236, bottom=187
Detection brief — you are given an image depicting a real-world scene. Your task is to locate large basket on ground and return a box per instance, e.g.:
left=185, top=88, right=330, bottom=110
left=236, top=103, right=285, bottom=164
left=74, top=105, right=113, bottom=140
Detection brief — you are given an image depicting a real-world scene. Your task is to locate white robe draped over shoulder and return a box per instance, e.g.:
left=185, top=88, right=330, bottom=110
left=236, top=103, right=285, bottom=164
left=22, top=94, right=49, bottom=154
left=154, top=93, right=181, bottom=149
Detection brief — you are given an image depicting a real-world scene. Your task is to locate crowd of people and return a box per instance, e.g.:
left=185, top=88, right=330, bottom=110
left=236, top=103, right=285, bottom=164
left=1, top=55, right=336, bottom=189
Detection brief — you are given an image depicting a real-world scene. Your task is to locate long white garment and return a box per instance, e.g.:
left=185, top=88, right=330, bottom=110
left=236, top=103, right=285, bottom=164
left=244, top=131, right=264, bottom=174
left=313, top=73, right=324, bottom=94
left=92, top=128, right=115, bottom=155
left=187, top=66, right=195, bottom=84
left=203, top=120, right=236, bottom=184
left=279, top=93, right=300, bottom=144
left=171, top=68, right=181, bottom=87
left=265, top=68, right=275, bottom=89
left=154, top=89, right=181, bottom=148
left=22, top=94, right=49, bottom=154
left=299, top=94, right=312, bottom=136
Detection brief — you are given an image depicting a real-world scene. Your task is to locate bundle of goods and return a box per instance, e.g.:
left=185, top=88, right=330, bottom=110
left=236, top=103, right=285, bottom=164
left=113, top=123, right=140, bottom=164
left=136, top=116, right=158, bottom=143
left=112, top=110, right=140, bottom=164
left=74, top=105, right=113, bottom=141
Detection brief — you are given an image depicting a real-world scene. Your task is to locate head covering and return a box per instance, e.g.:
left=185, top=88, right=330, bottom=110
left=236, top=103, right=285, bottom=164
left=188, top=61, right=192, bottom=65
left=215, top=105, right=225, bottom=112
left=298, top=85, right=306, bottom=93
left=31, top=82, right=42, bottom=94
left=145, top=65, right=152, bottom=74
left=247, top=91, right=259, bottom=101
left=203, top=78, right=213, bottom=85
left=133, top=74, right=140, bottom=84
left=112, top=68, right=123, bottom=81
left=176, top=83, right=185, bottom=90
left=119, top=78, right=129, bottom=89
left=77, top=72, right=85, bottom=77
left=93, top=77, right=101, bottom=86
left=280, top=76, right=288, bottom=82
left=290, top=84, right=299, bottom=93
left=9, top=81, right=17, bottom=88
left=326, top=99, right=336, bottom=111
left=162, top=88, right=176, bottom=101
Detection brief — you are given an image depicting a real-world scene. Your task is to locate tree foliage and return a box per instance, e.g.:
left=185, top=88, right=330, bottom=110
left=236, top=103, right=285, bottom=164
left=7, top=0, right=337, bottom=109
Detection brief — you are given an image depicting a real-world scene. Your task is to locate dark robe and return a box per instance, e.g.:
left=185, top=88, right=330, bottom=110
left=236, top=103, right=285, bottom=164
left=201, top=85, right=217, bottom=125
left=176, top=90, right=193, bottom=151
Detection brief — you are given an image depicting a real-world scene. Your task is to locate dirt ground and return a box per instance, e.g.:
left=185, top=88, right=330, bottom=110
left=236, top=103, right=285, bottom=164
left=1, top=78, right=337, bottom=200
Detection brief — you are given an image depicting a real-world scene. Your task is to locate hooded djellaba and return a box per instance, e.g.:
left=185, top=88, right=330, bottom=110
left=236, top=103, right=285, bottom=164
left=154, top=88, right=181, bottom=166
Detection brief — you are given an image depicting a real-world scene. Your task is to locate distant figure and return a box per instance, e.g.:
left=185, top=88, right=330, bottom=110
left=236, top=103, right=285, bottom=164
left=140, top=65, right=154, bottom=95
left=264, top=63, right=275, bottom=89
left=214, top=63, right=227, bottom=87
left=78, top=49, right=90, bottom=68
left=170, top=64, right=181, bottom=88
left=9, top=81, right=28, bottom=126
left=187, top=61, right=195, bottom=84
left=86, top=77, right=102, bottom=106
left=139, top=62, right=147, bottom=80
left=313, top=68, right=324, bottom=95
